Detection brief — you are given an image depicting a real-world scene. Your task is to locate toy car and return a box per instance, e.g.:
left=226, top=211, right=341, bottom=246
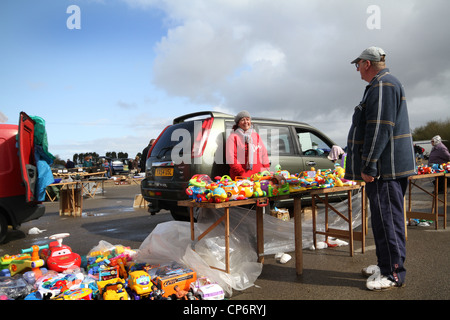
left=190, top=277, right=224, bottom=300
left=127, top=270, right=152, bottom=300
left=40, top=233, right=81, bottom=273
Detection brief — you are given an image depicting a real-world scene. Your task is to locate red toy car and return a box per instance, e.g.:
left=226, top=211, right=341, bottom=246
left=40, top=233, right=81, bottom=273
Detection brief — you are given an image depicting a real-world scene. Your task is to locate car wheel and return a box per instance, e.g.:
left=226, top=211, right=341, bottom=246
left=0, top=213, right=8, bottom=244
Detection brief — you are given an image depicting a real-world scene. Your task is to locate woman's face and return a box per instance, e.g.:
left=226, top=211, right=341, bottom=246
left=238, top=117, right=251, bottom=131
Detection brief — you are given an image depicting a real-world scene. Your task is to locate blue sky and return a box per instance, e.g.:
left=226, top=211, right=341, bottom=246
left=2, top=0, right=450, bottom=162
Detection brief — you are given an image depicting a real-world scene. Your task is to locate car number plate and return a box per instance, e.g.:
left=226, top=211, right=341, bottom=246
left=155, top=168, right=173, bottom=177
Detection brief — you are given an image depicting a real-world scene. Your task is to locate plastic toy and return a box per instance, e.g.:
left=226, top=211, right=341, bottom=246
left=127, top=270, right=152, bottom=300
left=190, top=277, right=224, bottom=300
left=150, top=285, right=166, bottom=300
left=252, top=181, right=266, bottom=197
left=96, top=266, right=128, bottom=300
left=52, top=288, right=93, bottom=300
left=173, top=284, right=196, bottom=300
left=0, top=253, right=31, bottom=276
left=7, top=244, right=48, bottom=277
left=222, top=182, right=241, bottom=200
left=34, top=269, right=85, bottom=299
left=148, top=262, right=197, bottom=298
left=236, top=179, right=254, bottom=198
left=206, top=185, right=229, bottom=203
left=40, top=233, right=81, bottom=273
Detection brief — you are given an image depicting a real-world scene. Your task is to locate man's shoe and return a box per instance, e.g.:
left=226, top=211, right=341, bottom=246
left=361, top=265, right=379, bottom=277
left=366, top=272, right=403, bottom=291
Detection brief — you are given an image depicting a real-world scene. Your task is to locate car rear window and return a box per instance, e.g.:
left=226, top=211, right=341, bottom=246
left=150, top=121, right=196, bottom=161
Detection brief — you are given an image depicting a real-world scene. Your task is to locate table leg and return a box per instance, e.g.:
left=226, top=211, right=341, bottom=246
left=190, top=207, right=195, bottom=241
left=312, top=194, right=317, bottom=251
left=294, top=197, right=303, bottom=276
left=434, top=176, right=439, bottom=230
left=348, top=190, right=354, bottom=257
left=361, top=185, right=366, bottom=252
left=224, top=207, right=230, bottom=273
left=256, top=206, right=264, bottom=264
left=444, top=176, right=447, bottom=229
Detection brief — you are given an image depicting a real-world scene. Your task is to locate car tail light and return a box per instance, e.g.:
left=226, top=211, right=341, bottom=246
left=192, top=117, right=213, bottom=158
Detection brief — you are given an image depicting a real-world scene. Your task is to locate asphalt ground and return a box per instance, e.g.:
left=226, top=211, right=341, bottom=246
left=1, top=178, right=449, bottom=307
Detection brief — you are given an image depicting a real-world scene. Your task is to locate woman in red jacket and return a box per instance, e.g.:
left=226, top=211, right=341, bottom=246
left=226, top=110, right=270, bottom=179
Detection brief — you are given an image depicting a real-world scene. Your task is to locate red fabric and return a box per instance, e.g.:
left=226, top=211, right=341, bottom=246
left=226, top=130, right=270, bottom=179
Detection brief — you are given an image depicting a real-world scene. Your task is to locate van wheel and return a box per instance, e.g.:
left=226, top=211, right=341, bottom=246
left=0, top=214, right=8, bottom=244
left=170, top=207, right=194, bottom=222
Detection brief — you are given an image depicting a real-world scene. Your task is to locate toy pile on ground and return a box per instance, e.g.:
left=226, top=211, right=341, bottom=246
left=186, top=164, right=357, bottom=203
left=416, top=162, right=450, bottom=174
left=0, top=236, right=224, bottom=300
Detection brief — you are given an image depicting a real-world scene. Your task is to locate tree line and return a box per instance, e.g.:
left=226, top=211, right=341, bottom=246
left=53, top=151, right=142, bottom=167
left=412, top=118, right=450, bottom=150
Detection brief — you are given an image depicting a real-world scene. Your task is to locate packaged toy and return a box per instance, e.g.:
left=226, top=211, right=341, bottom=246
left=147, top=262, right=197, bottom=298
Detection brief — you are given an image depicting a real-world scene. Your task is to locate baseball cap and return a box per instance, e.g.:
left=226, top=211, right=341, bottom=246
left=351, top=46, right=386, bottom=64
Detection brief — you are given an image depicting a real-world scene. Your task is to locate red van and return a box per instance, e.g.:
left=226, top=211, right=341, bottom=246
left=0, top=112, right=45, bottom=243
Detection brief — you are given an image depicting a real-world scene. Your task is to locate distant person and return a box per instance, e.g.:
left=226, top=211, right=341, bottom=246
left=428, top=135, right=450, bottom=193
left=345, top=46, right=415, bottom=291
left=414, top=144, right=425, bottom=160
left=131, top=156, right=140, bottom=174
left=428, top=135, right=450, bottom=165
left=140, top=139, right=155, bottom=172
left=102, top=159, right=111, bottom=178
left=83, top=155, right=93, bottom=168
left=65, top=159, right=75, bottom=169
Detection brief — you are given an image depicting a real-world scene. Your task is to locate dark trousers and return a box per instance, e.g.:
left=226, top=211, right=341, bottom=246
left=366, top=177, right=408, bottom=285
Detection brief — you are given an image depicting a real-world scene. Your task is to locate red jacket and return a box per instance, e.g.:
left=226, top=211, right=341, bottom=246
left=226, top=130, right=270, bottom=179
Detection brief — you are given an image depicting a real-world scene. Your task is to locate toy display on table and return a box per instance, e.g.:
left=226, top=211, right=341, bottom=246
left=40, top=233, right=81, bottom=273
left=417, top=162, right=450, bottom=174
left=184, top=164, right=358, bottom=203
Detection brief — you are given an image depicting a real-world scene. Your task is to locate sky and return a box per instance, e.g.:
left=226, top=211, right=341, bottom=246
left=1, top=0, right=450, bottom=163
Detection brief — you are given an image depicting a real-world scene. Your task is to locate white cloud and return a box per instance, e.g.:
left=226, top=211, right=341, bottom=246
left=0, top=111, right=8, bottom=123
left=124, top=0, right=450, bottom=146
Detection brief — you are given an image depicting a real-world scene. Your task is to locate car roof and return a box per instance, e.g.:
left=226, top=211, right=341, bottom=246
left=173, top=110, right=310, bottom=127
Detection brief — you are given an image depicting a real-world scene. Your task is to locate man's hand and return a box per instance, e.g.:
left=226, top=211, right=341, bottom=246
left=361, top=172, right=375, bottom=183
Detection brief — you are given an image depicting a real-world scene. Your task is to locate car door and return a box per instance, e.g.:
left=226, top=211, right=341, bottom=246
left=18, top=111, right=37, bottom=203
left=295, top=128, right=336, bottom=171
